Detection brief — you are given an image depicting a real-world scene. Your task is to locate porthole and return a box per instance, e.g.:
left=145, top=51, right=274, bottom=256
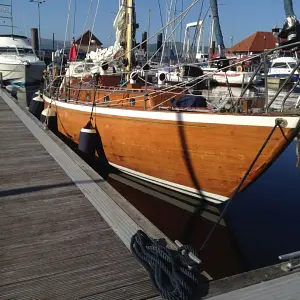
left=86, top=93, right=91, bottom=101
left=104, top=95, right=110, bottom=103
left=130, top=98, right=135, bottom=106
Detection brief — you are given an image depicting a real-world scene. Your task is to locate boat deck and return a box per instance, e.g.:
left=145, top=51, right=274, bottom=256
left=0, top=91, right=164, bottom=299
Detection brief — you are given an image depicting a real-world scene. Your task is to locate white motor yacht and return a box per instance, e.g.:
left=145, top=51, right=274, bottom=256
left=0, top=34, right=45, bottom=86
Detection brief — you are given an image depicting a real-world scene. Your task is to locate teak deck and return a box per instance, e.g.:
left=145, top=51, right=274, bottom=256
left=0, top=91, right=162, bottom=299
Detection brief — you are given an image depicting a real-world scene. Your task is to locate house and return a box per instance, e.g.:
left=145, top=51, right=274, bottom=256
left=75, top=30, right=103, bottom=52
left=228, top=32, right=276, bottom=55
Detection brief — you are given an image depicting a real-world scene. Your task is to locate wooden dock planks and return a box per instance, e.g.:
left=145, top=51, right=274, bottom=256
left=0, top=94, right=159, bottom=299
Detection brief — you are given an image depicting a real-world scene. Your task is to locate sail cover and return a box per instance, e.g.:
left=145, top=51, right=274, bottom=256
left=87, top=1, right=126, bottom=63
left=210, top=0, right=225, bottom=56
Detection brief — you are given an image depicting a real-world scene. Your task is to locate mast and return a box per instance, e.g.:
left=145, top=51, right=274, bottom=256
left=278, top=0, right=300, bottom=47
left=147, top=8, right=150, bottom=62
left=210, top=0, right=225, bottom=57
left=10, top=0, right=13, bottom=35
left=284, top=0, right=296, bottom=18
left=125, top=0, right=133, bottom=78
left=208, top=15, right=214, bottom=62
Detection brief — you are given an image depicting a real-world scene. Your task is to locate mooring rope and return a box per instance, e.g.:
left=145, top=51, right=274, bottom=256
left=131, top=230, right=201, bottom=300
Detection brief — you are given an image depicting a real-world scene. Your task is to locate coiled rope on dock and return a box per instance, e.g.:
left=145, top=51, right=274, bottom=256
left=131, top=230, right=201, bottom=300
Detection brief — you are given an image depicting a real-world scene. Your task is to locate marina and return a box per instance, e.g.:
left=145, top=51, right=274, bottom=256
left=2, top=0, right=300, bottom=299
left=2, top=76, right=300, bottom=300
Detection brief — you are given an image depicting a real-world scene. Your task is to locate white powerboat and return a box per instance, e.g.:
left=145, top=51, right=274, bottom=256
left=0, top=34, right=45, bottom=86
left=268, top=56, right=299, bottom=83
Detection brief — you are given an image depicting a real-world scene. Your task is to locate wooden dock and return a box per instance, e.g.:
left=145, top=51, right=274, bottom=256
left=0, top=90, right=164, bottom=299
left=1, top=89, right=300, bottom=300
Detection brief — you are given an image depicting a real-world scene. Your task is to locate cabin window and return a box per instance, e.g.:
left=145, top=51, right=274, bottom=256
left=288, top=63, right=297, bottom=69
left=86, top=93, right=91, bottom=101
left=75, top=65, right=84, bottom=73
left=130, top=98, right=135, bottom=106
left=104, top=95, right=110, bottom=103
left=0, top=47, right=17, bottom=54
left=272, top=63, right=288, bottom=69
left=17, top=48, right=35, bottom=55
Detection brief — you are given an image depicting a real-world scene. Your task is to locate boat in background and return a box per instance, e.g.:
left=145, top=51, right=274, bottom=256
left=268, top=56, right=299, bottom=83
left=0, top=34, right=46, bottom=86
left=0, top=2, right=45, bottom=86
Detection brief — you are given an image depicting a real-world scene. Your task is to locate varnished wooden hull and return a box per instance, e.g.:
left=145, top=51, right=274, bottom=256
left=44, top=95, right=300, bottom=203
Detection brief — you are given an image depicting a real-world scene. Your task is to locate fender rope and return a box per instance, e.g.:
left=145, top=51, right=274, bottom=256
left=131, top=230, right=201, bottom=300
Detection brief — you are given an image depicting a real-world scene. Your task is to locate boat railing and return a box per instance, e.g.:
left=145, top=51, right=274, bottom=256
left=238, top=40, right=300, bottom=113
left=43, top=77, right=184, bottom=109
left=44, top=40, right=300, bottom=114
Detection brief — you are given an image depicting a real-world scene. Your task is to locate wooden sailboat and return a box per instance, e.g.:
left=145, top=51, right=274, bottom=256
left=42, top=0, right=300, bottom=204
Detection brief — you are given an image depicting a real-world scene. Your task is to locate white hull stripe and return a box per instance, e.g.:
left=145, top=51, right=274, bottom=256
left=80, top=128, right=96, bottom=133
left=44, top=95, right=300, bottom=128
left=109, top=162, right=228, bottom=204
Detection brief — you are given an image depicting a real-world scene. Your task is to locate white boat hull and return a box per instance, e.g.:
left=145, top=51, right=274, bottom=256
left=211, top=71, right=260, bottom=86
left=0, top=61, right=45, bottom=86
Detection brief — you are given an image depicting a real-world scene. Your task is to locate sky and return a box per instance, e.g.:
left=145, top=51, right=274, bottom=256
left=2, top=0, right=300, bottom=48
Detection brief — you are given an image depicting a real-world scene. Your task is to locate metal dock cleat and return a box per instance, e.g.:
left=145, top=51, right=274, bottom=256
left=175, top=240, right=202, bottom=265
left=279, top=250, right=300, bottom=272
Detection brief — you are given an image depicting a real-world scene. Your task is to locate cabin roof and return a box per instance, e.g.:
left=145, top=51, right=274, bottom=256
left=228, top=32, right=276, bottom=53
left=74, top=30, right=102, bottom=47
left=0, top=34, right=28, bottom=39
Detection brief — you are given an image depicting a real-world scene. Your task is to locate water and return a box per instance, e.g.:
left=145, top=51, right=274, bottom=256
left=15, top=84, right=300, bottom=279
left=225, top=139, right=300, bottom=270
left=7, top=84, right=42, bottom=108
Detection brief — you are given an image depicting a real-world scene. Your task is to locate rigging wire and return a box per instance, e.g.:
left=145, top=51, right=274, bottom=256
left=60, top=0, right=73, bottom=76
left=147, top=0, right=199, bottom=68
left=160, top=0, right=174, bottom=64
left=52, top=0, right=265, bottom=111
left=102, top=0, right=201, bottom=68
left=157, top=0, right=165, bottom=36
left=79, top=0, right=100, bottom=82
left=172, top=0, right=180, bottom=65
left=87, top=0, right=101, bottom=54
left=179, top=0, right=183, bottom=45
left=199, top=120, right=285, bottom=252
left=76, top=0, right=93, bottom=56
left=50, top=51, right=262, bottom=112
left=187, top=0, right=205, bottom=62
left=72, top=0, right=77, bottom=37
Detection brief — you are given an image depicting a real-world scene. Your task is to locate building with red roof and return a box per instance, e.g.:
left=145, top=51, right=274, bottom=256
left=228, top=32, right=276, bottom=55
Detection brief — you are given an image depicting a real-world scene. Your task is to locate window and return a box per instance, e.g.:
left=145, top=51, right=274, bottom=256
left=272, top=63, right=289, bottom=69
left=288, top=62, right=297, bottom=69
left=0, top=47, right=17, bottom=54
left=74, top=64, right=94, bottom=73
left=74, top=65, right=84, bottom=73
left=17, top=48, right=35, bottom=55
left=130, top=98, right=135, bottom=106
